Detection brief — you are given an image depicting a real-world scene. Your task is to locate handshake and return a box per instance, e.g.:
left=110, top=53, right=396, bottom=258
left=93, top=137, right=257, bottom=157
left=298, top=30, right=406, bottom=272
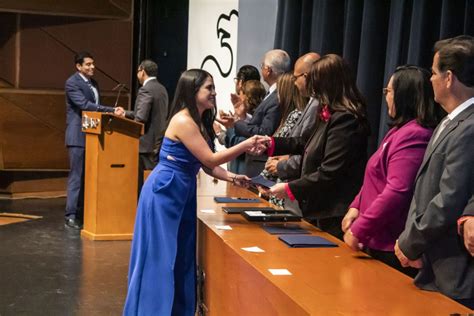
left=114, top=106, right=126, bottom=117
left=246, top=135, right=272, bottom=156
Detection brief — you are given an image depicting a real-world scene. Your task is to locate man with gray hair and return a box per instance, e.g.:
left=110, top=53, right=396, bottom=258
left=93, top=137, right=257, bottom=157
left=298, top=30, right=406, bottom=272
left=234, top=49, right=291, bottom=176
left=124, top=59, right=169, bottom=192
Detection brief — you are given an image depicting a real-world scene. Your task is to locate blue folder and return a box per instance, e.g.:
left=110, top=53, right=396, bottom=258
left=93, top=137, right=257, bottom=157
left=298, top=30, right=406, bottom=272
left=213, top=197, right=260, bottom=203
left=250, top=175, right=276, bottom=189
left=278, top=235, right=338, bottom=248
left=261, top=224, right=310, bottom=235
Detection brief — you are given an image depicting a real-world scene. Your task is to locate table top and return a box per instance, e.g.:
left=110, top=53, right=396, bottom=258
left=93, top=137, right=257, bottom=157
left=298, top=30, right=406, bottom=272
left=196, top=172, right=471, bottom=315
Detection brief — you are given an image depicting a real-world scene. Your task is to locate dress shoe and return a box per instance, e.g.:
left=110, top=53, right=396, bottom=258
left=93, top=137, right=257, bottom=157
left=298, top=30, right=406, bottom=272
left=65, top=218, right=83, bottom=230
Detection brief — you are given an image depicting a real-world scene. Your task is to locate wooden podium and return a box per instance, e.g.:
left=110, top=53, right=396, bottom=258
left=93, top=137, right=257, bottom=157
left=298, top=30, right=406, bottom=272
left=81, top=111, right=143, bottom=240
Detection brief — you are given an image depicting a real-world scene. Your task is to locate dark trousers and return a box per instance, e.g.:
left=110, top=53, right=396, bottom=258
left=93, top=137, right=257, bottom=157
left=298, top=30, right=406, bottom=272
left=137, top=152, right=157, bottom=198
left=65, top=146, right=85, bottom=220
left=310, top=216, right=344, bottom=240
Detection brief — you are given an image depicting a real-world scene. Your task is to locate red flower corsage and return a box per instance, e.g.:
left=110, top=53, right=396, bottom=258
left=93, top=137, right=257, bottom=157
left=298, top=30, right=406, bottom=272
left=319, top=104, right=331, bottom=122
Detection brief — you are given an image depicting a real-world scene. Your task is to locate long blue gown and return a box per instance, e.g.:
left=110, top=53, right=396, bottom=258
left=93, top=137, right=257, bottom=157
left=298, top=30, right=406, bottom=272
left=123, top=137, right=202, bottom=316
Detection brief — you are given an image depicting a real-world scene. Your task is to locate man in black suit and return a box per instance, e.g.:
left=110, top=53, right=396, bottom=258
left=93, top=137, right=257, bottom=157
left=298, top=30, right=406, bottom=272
left=225, top=49, right=290, bottom=176
left=395, top=35, right=474, bottom=309
left=64, top=51, right=124, bottom=229
left=124, top=60, right=169, bottom=192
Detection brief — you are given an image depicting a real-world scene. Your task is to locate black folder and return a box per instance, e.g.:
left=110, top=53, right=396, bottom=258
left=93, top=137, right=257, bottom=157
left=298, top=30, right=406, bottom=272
left=214, top=197, right=261, bottom=203
left=278, top=235, right=338, bottom=248
left=222, top=206, right=275, bottom=214
left=241, top=210, right=301, bottom=222
left=261, top=224, right=310, bottom=235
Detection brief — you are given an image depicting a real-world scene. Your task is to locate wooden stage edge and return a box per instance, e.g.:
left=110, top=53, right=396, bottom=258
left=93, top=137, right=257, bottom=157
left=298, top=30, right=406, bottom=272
left=80, top=230, right=133, bottom=241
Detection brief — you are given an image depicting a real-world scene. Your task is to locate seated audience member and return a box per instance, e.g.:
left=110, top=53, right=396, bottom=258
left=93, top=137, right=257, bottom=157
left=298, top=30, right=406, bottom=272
left=459, top=196, right=474, bottom=257
left=395, top=35, right=474, bottom=309
left=253, top=54, right=369, bottom=239
left=341, top=65, right=442, bottom=276
left=261, top=72, right=307, bottom=207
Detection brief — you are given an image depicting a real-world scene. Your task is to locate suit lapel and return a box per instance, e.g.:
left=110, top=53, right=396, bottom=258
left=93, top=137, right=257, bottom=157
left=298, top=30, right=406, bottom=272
left=416, top=105, right=474, bottom=180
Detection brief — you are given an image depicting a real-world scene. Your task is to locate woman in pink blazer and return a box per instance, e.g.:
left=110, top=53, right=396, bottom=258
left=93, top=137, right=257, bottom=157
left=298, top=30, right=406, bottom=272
left=342, top=65, right=443, bottom=275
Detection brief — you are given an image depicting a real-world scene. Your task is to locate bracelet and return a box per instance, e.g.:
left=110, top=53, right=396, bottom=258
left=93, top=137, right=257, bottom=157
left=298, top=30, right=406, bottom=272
left=231, top=175, right=237, bottom=184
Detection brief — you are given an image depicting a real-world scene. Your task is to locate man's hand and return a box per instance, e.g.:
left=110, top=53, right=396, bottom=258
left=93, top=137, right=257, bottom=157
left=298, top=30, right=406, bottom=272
left=114, top=106, right=125, bottom=116
left=463, top=217, right=474, bottom=256
left=265, top=157, right=280, bottom=175
left=394, top=240, right=423, bottom=268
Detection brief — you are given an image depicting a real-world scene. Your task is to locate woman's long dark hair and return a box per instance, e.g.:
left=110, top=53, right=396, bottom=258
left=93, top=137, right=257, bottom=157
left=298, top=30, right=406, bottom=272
left=390, top=65, right=443, bottom=128
left=167, top=69, right=217, bottom=150
left=308, top=54, right=369, bottom=133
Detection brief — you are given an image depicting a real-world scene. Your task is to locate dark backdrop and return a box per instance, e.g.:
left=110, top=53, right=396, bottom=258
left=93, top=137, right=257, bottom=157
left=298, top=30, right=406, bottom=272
left=274, top=0, right=474, bottom=153
left=133, top=0, right=189, bottom=104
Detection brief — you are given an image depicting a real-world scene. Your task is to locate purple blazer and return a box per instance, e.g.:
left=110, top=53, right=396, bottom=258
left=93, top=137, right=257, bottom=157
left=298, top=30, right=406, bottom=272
left=349, top=120, right=433, bottom=251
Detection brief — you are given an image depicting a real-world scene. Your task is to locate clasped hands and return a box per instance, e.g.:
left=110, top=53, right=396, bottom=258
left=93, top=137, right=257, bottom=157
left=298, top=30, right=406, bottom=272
left=114, top=106, right=125, bottom=116
left=246, top=135, right=271, bottom=156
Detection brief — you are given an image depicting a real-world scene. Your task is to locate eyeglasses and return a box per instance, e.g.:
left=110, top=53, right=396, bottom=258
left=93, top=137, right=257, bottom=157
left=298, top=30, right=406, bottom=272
left=233, top=77, right=241, bottom=83
left=293, top=73, right=306, bottom=80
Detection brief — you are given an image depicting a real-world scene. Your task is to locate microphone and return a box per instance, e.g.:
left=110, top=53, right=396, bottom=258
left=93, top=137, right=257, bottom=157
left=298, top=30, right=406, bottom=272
left=112, top=83, right=127, bottom=107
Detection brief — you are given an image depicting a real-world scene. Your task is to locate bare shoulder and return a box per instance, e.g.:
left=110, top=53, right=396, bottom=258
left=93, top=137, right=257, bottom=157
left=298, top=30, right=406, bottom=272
left=166, top=109, right=199, bottom=140
left=169, top=110, right=194, bottom=127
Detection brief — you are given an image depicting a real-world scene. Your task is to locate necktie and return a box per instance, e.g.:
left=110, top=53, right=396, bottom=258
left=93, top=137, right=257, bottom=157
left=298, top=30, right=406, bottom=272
left=432, top=117, right=451, bottom=144
left=87, top=81, right=98, bottom=103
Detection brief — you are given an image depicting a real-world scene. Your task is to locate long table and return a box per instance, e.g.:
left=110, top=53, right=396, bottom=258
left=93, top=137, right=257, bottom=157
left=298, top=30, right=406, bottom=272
left=196, top=172, right=471, bottom=315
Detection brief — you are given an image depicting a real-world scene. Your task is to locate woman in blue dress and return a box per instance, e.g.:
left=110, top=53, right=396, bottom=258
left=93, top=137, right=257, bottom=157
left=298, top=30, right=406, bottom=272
left=123, top=69, right=259, bottom=315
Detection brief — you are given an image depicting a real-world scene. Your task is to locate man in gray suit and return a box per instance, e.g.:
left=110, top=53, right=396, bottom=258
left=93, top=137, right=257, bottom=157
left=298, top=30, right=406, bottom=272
left=124, top=60, right=169, bottom=191
left=395, top=35, right=474, bottom=309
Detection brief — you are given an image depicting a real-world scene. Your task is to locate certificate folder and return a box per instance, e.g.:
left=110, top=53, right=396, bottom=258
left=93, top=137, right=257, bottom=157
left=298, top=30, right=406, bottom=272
left=250, top=175, right=276, bottom=189
left=241, top=210, right=301, bottom=222
left=214, top=197, right=261, bottom=203
left=222, top=206, right=275, bottom=214
left=261, top=224, right=310, bottom=235
left=278, top=235, right=338, bottom=248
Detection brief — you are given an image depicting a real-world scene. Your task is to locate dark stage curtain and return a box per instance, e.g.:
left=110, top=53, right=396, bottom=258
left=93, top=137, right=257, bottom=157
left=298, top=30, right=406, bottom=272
left=275, top=0, right=474, bottom=152
left=133, top=0, right=189, bottom=103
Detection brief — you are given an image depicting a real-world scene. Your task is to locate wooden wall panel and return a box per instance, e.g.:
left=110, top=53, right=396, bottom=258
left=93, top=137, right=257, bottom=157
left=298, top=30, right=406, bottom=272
left=0, top=90, right=129, bottom=169
left=19, top=15, right=132, bottom=91
left=0, top=12, right=17, bottom=87
left=0, top=0, right=130, bottom=19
